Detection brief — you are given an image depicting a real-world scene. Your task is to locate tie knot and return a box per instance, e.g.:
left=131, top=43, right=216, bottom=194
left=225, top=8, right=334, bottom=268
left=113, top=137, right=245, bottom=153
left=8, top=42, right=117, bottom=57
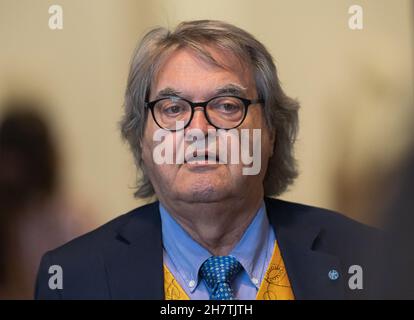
left=200, top=256, right=242, bottom=290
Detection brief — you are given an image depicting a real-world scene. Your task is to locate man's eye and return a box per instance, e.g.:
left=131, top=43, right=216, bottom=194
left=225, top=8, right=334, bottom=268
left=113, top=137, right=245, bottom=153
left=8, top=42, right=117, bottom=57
left=216, top=103, right=242, bottom=113
left=164, top=105, right=185, bottom=115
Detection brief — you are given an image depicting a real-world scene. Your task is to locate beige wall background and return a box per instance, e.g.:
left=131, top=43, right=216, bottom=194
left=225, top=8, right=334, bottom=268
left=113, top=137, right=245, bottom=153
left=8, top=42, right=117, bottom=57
left=1, top=0, right=413, bottom=227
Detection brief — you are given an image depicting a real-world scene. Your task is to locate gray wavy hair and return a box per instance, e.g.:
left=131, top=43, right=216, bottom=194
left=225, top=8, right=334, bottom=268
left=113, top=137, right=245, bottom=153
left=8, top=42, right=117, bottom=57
left=120, top=20, right=299, bottom=198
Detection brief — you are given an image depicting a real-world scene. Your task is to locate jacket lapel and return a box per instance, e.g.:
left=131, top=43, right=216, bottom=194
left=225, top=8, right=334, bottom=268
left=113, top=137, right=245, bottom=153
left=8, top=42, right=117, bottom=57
left=265, top=198, right=345, bottom=299
left=103, top=201, right=164, bottom=299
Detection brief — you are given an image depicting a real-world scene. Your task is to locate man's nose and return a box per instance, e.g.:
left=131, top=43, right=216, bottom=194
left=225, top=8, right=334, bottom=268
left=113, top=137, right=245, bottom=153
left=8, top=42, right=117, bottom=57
left=185, top=107, right=214, bottom=134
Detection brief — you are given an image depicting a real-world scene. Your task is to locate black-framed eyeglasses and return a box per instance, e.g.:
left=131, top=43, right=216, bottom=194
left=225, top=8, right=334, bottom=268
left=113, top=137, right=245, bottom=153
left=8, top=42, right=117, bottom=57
left=144, top=95, right=264, bottom=131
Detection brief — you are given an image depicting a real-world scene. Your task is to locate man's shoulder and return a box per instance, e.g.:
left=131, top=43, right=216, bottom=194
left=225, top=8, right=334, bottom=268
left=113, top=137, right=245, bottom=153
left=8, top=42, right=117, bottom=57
left=265, top=197, right=385, bottom=299
left=35, top=201, right=161, bottom=299
left=46, top=201, right=160, bottom=260
left=265, top=197, right=382, bottom=246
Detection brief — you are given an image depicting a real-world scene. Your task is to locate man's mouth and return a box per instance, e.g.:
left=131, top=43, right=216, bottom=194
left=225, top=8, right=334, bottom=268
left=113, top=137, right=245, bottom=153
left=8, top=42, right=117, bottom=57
left=184, top=152, right=222, bottom=164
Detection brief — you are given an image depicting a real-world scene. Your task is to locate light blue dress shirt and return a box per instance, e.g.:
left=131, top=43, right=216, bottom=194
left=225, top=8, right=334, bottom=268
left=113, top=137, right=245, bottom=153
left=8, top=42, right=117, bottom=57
left=159, top=201, right=276, bottom=300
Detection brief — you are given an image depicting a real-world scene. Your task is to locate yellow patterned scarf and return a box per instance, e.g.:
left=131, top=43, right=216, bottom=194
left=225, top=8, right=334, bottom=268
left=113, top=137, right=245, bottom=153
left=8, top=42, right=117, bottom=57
left=164, top=241, right=294, bottom=300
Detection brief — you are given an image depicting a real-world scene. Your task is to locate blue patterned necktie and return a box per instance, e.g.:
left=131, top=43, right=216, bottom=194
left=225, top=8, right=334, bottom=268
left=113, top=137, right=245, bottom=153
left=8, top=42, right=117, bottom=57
left=200, top=255, right=242, bottom=300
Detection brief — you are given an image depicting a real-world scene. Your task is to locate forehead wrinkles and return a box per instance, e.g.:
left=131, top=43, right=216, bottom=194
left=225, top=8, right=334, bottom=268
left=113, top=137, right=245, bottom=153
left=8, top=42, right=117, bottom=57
left=150, top=45, right=255, bottom=96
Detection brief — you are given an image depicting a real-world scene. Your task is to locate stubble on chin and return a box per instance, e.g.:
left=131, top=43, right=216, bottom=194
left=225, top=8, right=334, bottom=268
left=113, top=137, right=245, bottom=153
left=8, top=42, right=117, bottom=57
left=171, top=174, right=230, bottom=203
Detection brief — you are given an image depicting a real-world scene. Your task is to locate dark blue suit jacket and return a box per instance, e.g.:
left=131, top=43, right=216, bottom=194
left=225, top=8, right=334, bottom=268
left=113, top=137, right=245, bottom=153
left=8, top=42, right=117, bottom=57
left=35, top=197, right=383, bottom=299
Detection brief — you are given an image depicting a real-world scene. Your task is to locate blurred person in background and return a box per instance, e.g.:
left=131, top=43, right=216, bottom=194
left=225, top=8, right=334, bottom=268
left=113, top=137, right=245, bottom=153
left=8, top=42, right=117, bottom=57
left=0, top=100, right=94, bottom=299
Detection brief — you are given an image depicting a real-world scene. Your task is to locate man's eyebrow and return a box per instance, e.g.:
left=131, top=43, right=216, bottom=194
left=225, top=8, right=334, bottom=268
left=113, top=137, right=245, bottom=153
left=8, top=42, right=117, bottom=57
left=154, top=87, right=183, bottom=100
left=213, top=84, right=248, bottom=98
left=153, top=84, right=248, bottom=101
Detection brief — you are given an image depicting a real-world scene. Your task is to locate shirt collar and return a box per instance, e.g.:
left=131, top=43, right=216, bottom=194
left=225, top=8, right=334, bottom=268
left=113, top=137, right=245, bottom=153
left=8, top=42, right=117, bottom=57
left=228, top=202, right=271, bottom=289
left=159, top=201, right=271, bottom=292
left=160, top=204, right=210, bottom=292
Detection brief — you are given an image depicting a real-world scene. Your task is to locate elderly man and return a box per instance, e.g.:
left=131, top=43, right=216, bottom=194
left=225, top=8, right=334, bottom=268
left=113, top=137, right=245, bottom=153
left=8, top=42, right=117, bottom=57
left=35, top=20, right=381, bottom=300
